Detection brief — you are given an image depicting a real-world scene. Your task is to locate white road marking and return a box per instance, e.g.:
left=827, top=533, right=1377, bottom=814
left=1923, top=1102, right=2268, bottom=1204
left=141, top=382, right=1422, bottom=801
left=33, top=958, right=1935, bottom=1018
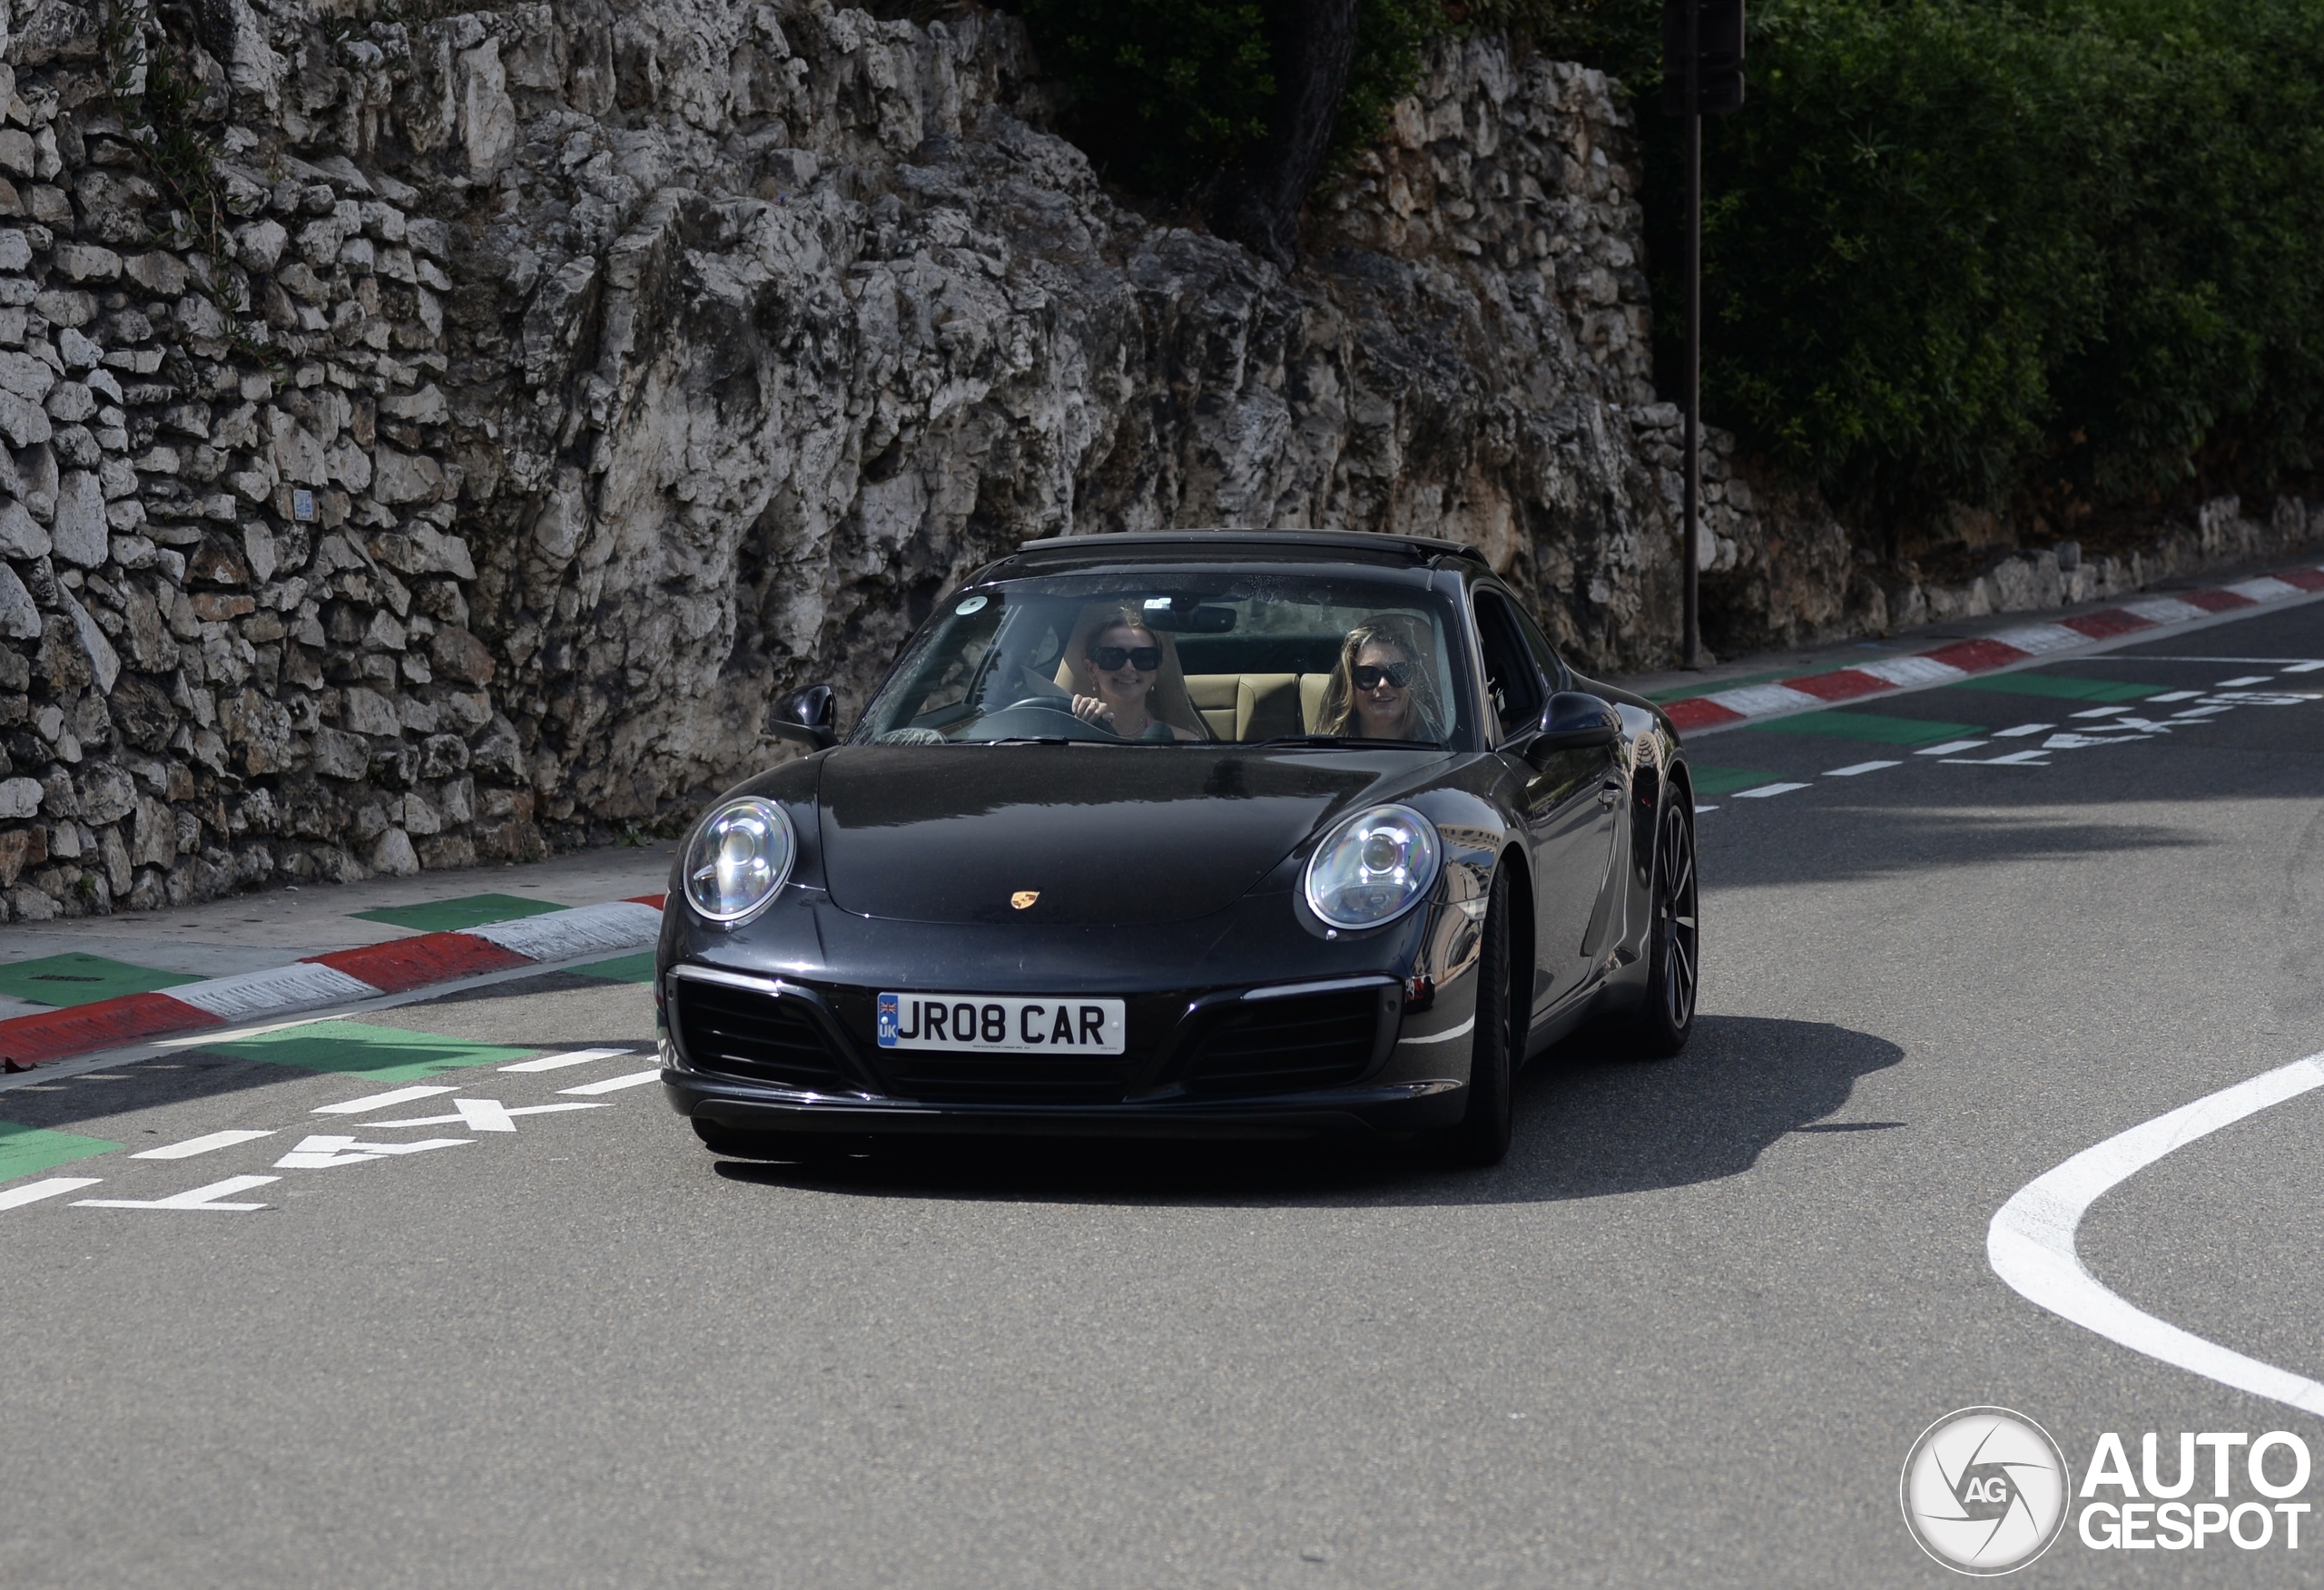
left=0, top=1177, right=103, bottom=1210
left=2224, top=576, right=2304, bottom=603
left=2171, top=706, right=2232, bottom=719
left=361, top=1102, right=611, bottom=1129
left=1692, top=803, right=1719, bottom=813
left=2125, top=596, right=2211, bottom=624
left=1398, top=1017, right=1477, bottom=1046
left=1915, top=740, right=1987, bottom=755
left=1857, top=655, right=1968, bottom=688
left=2215, top=675, right=2271, bottom=687
left=1988, top=1049, right=2324, bottom=1418
left=1992, top=723, right=2053, bottom=738
left=1823, top=761, right=1901, bottom=777
left=560, top=1069, right=664, bottom=1096
left=1704, top=682, right=1827, bottom=718
left=1732, top=782, right=1809, bottom=800
left=170, top=963, right=380, bottom=1022
left=2069, top=705, right=2132, bottom=719
left=2043, top=731, right=2136, bottom=750
left=1989, top=623, right=2086, bottom=654
left=2145, top=690, right=2201, bottom=702
left=273, top=1134, right=473, bottom=1169
left=499, top=1046, right=633, bottom=1074
left=1942, top=750, right=2051, bottom=766
left=2288, top=660, right=2324, bottom=673
left=315, top=1085, right=457, bottom=1115
left=133, top=1129, right=276, bottom=1160
left=465, top=901, right=663, bottom=962
left=75, top=1175, right=278, bottom=1212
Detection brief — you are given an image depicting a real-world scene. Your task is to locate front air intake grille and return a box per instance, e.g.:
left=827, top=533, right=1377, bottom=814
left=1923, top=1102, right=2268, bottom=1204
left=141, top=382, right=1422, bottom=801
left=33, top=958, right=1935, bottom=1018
left=1183, top=986, right=1386, bottom=1097
left=675, top=981, right=857, bottom=1094
left=877, top=1053, right=1130, bottom=1106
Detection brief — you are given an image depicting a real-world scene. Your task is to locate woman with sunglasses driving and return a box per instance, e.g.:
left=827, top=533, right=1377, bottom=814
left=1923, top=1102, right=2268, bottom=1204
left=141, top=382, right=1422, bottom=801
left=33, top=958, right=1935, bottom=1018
left=1314, top=619, right=1444, bottom=742
left=1068, top=610, right=1206, bottom=741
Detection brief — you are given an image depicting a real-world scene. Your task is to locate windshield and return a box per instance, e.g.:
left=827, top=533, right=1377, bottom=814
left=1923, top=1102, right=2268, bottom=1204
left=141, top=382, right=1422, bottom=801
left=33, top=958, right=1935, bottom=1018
left=855, top=568, right=1473, bottom=749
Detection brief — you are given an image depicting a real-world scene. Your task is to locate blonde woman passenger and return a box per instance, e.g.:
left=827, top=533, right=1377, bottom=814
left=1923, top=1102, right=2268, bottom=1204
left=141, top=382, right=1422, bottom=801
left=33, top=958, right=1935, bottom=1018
left=1313, top=618, right=1445, bottom=743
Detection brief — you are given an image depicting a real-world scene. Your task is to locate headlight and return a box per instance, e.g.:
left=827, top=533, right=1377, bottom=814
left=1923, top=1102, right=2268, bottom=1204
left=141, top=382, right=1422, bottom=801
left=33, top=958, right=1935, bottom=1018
left=684, top=797, right=797, bottom=926
left=1303, top=803, right=1442, bottom=930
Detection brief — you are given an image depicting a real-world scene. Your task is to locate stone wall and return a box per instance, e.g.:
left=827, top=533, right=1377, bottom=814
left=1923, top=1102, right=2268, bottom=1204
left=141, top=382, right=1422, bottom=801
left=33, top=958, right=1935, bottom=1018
left=8, top=0, right=2313, bottom=923
left=0, top=1, right=1699, bottom=919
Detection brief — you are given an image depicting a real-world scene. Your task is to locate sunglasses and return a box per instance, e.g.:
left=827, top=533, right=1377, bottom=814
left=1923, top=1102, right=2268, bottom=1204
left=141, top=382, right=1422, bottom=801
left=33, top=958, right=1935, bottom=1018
left=1352, top=662, right=1416, bottom=690
left=1090, top=645, right=1162, bottom=672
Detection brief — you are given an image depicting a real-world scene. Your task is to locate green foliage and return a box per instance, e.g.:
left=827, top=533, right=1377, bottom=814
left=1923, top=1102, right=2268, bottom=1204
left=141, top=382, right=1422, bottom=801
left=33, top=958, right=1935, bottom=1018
left=1587, top=0, right=2324, bottom=520
left=1018, top=0, right=1279, bottom=191
left=98, top=0, right=233, bottom=265
left=1019, top=0, right=1460, bottom=191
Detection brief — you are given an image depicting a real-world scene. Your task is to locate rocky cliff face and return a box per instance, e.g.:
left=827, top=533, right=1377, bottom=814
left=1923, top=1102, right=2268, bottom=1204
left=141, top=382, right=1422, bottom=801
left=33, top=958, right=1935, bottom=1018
left=7, top=0, right=2313, bottom=921
left=0, top=0, right=1694, bottom=918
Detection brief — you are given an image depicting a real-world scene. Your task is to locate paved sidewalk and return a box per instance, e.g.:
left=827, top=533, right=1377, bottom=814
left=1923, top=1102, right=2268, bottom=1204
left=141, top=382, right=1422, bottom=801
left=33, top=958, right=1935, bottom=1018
left=0, top=841, right=679, bottom=1068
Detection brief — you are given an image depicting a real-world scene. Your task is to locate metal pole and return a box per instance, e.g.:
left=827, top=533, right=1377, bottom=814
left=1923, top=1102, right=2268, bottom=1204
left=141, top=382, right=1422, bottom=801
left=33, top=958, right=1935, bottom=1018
left=1682, top=0, right=1702, bottom=670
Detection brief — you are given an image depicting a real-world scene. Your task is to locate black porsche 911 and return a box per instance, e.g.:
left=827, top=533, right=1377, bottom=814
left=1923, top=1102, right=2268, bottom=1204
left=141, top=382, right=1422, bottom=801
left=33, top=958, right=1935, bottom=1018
left=655, top=530, right=1698, bottom=1166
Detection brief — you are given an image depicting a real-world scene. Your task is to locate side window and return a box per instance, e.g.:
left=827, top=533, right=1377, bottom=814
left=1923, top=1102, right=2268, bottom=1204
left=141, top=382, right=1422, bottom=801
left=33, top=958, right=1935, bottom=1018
left=1472, top=590, right=1545, bottom=739
left=1508, top=600, right=1570, bottom=692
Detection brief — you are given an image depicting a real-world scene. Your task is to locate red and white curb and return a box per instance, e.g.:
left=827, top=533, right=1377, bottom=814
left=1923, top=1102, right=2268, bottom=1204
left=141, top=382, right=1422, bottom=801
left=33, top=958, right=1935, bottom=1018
left=1660, top=566, right=2324, bottom=733
left=0, top=896, right=666, bottom=1073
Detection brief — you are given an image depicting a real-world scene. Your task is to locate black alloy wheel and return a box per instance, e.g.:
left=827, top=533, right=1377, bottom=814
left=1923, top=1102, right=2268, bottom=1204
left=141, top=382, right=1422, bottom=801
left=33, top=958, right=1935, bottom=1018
left=1439, top=865, right=1515, bottom=1167
left=1630, top=795, right=1699, bottom=1057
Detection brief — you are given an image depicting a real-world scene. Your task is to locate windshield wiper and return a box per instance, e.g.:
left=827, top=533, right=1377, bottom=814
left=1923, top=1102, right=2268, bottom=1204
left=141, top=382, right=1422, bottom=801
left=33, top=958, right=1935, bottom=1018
left=1248, top=734, right=1442, bottom=750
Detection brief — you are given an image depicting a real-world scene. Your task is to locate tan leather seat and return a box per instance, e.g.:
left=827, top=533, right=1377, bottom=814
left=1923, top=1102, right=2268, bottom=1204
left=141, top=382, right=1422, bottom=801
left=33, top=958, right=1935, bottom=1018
left=1184, top=674, right=1335, bottom=741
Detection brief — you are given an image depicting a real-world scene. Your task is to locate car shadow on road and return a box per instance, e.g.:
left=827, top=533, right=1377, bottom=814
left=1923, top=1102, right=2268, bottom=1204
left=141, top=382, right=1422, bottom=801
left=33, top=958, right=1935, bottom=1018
left=709, top=1013, right=1906, bottom=1207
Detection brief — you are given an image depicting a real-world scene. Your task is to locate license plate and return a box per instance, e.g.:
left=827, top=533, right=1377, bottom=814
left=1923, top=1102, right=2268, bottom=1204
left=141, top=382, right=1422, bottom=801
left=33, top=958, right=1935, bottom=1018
left=876, top=993, right=1127, bottom=1055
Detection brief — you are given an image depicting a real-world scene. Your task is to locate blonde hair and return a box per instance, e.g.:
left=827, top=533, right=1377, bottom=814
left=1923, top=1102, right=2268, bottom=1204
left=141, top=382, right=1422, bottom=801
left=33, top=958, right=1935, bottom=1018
left=1315, top=618, right=1443, bottom=741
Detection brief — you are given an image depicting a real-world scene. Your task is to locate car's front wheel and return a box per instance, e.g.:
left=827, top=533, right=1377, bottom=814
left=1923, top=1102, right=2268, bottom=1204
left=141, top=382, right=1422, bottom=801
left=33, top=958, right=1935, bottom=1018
left=1625, top=795, right=1698, bottom=1057
left=1437, top=865, right=1515, bottom=1167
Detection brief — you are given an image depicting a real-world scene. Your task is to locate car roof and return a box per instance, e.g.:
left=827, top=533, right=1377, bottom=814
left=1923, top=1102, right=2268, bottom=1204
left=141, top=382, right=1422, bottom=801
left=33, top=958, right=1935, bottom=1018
left=991, top=529, right=1492, bottom=574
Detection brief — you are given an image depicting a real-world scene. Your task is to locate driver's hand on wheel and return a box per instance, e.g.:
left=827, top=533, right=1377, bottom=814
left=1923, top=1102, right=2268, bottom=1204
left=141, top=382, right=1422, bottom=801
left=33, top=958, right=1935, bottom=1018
left=1070, top=695, right=1115, bottom=727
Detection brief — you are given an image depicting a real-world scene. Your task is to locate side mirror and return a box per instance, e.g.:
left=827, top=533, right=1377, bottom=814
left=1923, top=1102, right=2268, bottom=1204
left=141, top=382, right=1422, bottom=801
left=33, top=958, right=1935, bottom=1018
left=1527, top=691, right=1620, bottom=756
left=771, top=683, right=838, bottom=751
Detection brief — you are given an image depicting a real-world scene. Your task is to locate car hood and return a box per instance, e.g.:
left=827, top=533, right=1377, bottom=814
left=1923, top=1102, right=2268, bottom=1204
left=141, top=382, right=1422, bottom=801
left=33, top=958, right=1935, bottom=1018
left=814, top=744, right=1436, bottom=925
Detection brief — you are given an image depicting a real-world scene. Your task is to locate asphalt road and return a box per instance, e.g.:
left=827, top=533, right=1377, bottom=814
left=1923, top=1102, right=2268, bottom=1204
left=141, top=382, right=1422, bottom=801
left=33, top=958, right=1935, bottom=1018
left=3, top=602, right=2321, bottom=1588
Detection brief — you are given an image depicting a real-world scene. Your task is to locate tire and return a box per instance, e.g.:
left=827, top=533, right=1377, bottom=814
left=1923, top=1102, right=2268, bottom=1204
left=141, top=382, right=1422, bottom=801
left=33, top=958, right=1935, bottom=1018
left=692, top=1119, right=864, bottom=1163
left=1439, top=865, right=1515, bottom=1167
left=1625, top=796, right=1699, bottom=1058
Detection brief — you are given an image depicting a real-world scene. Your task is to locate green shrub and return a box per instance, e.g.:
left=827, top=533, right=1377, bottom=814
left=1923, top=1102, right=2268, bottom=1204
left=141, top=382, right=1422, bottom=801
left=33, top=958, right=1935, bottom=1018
left=1591, top=0, right=2324, bottom=524
left=1018, top=0, right=1457, bottom=191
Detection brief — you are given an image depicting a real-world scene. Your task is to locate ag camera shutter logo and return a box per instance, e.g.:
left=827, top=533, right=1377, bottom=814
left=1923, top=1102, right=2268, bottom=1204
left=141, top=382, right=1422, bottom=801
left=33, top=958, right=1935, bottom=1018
left=1900, top=1407, right=2072, bottom=1575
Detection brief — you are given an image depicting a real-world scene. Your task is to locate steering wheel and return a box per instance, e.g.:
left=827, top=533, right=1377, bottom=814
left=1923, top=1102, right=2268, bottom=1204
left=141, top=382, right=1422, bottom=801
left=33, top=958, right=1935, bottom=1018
left=967, top=699, right=1118, bottom=741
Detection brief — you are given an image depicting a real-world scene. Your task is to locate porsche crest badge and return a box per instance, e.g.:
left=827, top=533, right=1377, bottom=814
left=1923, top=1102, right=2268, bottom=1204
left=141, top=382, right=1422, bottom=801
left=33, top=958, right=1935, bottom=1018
left=1010, top=890, right=1039, bottom=909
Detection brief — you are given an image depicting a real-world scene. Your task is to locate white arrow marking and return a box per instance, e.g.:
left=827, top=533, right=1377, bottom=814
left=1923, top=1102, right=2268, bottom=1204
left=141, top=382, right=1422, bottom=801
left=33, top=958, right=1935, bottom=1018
left=0, top=1177, right=103, bottom=1211
left=314, top=1085, right=457, bottom=1115
left=75, top=1175, right=279, bottom=1211
left=500, top=1046, right=633, bottom=1074
left=559, top=1069, right=664, bottom=1096
left=1989, top=1049, right=2324, bottom=1418
left=361, top=1102, right=610, bottom=1129
left=134, top=1129, right=277, bottom=1160
left=272, top=1134, right=473, bottom=1169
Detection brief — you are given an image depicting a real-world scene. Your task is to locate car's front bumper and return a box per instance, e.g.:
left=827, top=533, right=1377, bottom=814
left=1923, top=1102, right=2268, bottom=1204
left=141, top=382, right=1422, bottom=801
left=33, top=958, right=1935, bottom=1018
left=664, top=1065, right=1468, bottom=1141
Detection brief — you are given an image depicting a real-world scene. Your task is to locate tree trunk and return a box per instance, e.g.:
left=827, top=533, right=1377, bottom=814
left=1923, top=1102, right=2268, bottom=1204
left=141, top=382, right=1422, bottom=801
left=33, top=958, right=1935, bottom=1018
left=1208, top=0, right=1363, bottom=270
